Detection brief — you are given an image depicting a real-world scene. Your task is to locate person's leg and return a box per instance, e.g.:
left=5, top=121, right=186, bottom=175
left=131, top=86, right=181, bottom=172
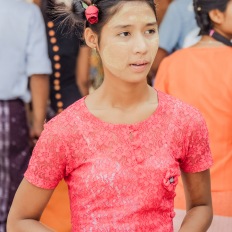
left=8, top=100, right=31, bottom=208
left=0, top=101, right=11, bottom=232
left=0, top=100, right=31, bottom=232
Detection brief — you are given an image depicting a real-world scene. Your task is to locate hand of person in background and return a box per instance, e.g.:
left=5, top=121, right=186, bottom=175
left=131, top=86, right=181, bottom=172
left=30, top=74, right=50, bottom=146
left=30, top=119, right=45, bottom=146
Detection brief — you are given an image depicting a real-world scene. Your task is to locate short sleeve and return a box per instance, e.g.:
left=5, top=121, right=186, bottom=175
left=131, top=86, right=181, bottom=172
left=180, top=111, right=213, bottom=173
left=159, top=3, right=181, bottom=54
left=24, top=122, right=67, bottom=189
left=26, top=4, right=52, bottom=76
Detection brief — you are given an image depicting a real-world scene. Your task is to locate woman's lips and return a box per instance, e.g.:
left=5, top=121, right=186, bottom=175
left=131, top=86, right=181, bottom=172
left=130, top=62, right=149, bottom=73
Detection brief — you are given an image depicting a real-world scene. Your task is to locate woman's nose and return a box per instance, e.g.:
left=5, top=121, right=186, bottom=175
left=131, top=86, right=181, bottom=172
left=132, top=34, right=148, bottom=54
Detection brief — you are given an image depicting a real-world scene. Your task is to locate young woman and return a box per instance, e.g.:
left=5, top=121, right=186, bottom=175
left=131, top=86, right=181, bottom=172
left=7, top=0, right=213, bottom=231
left=155, top=0, right=232, bottom=217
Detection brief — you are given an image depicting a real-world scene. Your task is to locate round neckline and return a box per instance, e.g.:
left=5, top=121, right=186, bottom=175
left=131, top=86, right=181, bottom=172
left=81, top=89, right=163, bottom=128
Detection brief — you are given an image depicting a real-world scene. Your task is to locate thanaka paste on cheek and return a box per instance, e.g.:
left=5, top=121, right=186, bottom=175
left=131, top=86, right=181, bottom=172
left=150, top=36, right=159, bottom=61
left=101, top=42, right=129, bottom=72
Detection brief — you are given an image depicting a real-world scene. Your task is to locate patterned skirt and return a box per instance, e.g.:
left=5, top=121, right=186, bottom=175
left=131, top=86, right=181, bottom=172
left=0, top=99, right=31, bottom=232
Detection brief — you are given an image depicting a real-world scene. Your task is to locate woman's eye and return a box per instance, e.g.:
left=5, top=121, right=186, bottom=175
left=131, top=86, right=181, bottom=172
left=145, top=29, right=156, bottom=35
left=119, top=32, right=130, bottom=37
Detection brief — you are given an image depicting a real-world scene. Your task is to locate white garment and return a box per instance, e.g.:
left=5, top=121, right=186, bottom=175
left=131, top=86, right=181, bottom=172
left=0, top=0, right=52, bottom=102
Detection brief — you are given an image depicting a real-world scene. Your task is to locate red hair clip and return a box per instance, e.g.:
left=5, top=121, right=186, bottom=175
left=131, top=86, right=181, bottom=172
left=85, top=5, right=99, bottom=24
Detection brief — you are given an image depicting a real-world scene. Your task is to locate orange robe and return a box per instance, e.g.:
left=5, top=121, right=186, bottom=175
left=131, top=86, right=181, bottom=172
left=40, top=180, right=71, bottom=232
left=155, top=46, right=232, bottom=217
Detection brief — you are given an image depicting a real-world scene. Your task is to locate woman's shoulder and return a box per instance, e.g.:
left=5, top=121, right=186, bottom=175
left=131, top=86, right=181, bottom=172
left=158, top=90, right=204, bottom=123
left=158, top=48, right=195, bottom=71
left=164, top=47, right=195, bottom=62
left=165, top=46, right=232, bottom=62
left=44, top=97, right=87, bottom=134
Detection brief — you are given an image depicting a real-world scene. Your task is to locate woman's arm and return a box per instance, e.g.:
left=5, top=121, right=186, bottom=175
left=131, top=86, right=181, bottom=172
left=179, top=169, right=213, bottom=232
left=76, top=46, right=91, bottom=96
left=7, top=178, right=55, bottom=232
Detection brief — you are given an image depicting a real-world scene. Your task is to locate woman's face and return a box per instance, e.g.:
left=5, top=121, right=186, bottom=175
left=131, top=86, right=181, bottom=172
left=97, top=1, right=159, bottom=83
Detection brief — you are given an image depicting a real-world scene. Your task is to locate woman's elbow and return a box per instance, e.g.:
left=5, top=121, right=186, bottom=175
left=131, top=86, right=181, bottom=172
left=7, top=210, right=19, bottom=232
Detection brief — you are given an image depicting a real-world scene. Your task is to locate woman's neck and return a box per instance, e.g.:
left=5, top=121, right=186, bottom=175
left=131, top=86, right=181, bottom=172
left=210, top=29, right=232, bottom=47
left=91, top=78, right=153, bottom=110
left=213, top=26, right=232, bottom=42
left=193, top=35, right=225, bottom=48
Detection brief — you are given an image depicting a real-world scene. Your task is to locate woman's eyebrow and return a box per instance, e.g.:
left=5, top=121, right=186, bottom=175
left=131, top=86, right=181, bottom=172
left=113, top=22, right=157, bottom=29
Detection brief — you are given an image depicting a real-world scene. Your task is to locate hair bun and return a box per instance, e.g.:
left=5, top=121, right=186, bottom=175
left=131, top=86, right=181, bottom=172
left=51, top=0, right=87, bottom=27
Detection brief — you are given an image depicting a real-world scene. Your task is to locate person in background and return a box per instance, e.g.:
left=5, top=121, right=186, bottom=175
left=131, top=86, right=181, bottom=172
left=150, top=0, right=200, bottom=78
left=35, top=0, right=90, bottom=231
left=8, top=0, right=213, bottom=231
left=41, top=0, right=90, bottom=116
left=155, top=0, right=173, bottom=25
left=155, top=0, right=232, bottom=218
left=0, top=0, right=51, bottom=231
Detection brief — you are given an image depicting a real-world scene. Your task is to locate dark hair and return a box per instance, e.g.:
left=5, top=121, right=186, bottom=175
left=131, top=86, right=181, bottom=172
left=193, top=0, right=230, bottom=35
left=41, top=0, right=56, bottom=20
left=60, top=0, right=157, bottom=37
left=40, top=0, right=84, bottom=37
left=40, top=0, right=72, bottom=25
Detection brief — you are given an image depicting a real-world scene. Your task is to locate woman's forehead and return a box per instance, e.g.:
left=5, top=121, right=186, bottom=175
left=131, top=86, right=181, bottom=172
left=106, top=2, right=156, bottom=27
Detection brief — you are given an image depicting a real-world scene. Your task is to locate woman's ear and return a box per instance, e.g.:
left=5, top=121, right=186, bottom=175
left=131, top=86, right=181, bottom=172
left=84, top=28, right=99, bottom=49
left=209, top=9, right=224, bottom=25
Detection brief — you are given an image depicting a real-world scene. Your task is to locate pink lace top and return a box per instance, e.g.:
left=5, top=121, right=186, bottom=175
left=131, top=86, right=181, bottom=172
left=25, top=90, right=213, bottom=231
